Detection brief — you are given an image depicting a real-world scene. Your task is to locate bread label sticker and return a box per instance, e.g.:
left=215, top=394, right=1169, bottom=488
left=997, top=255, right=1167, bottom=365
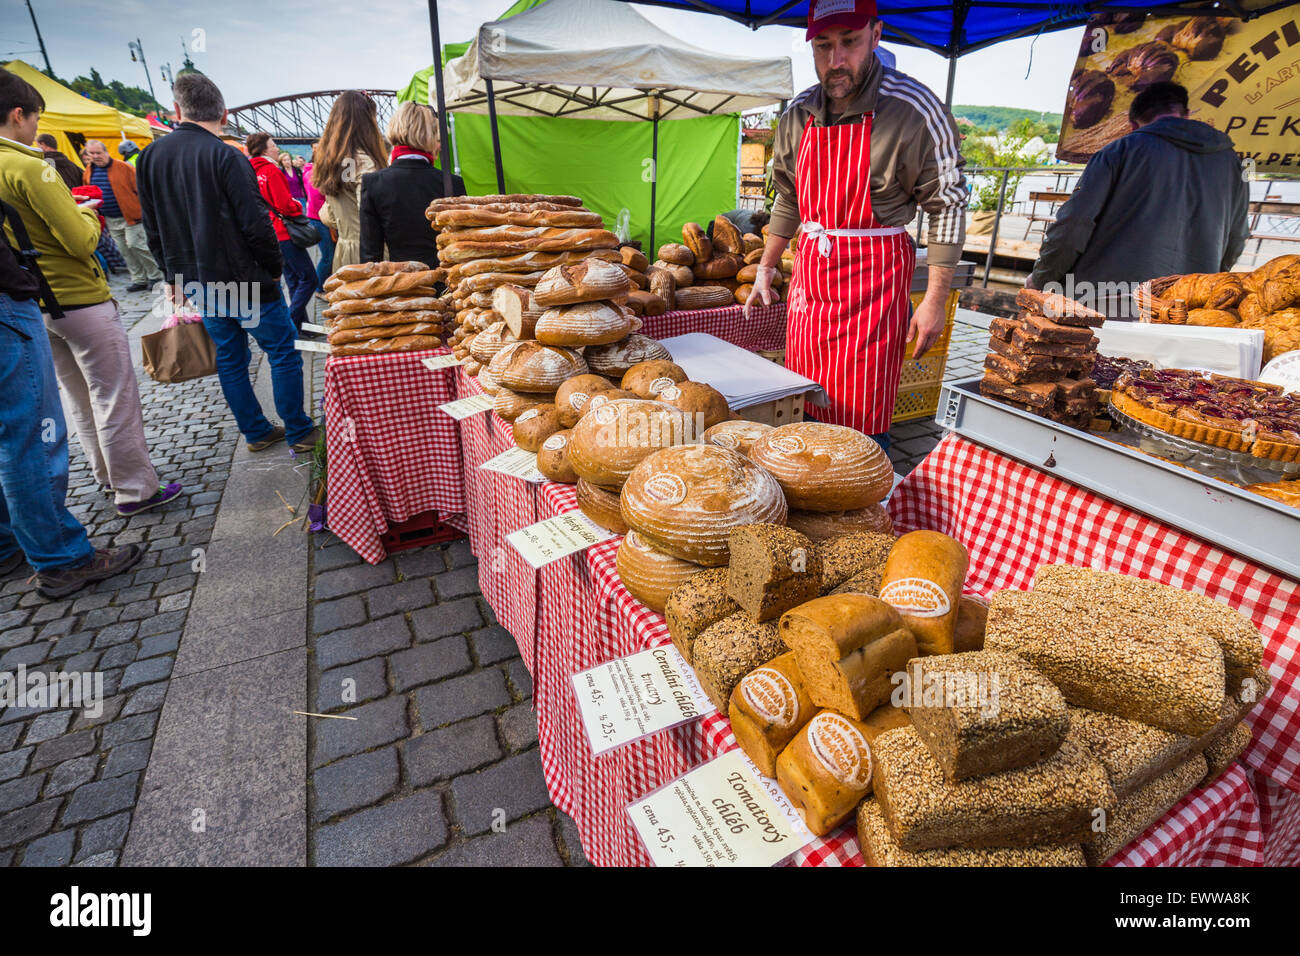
left=658, top=385, right=681, bottom=401
left=516, top=408, right=540, bottom=423
left=741, top=668, right=800, bottom=730
left=650, top=377, right=676, bottom=397
left=542, top=433, right=568, bottom=451
left=768, top=435, right=806, bottom=455
left=569, top=391, right=589, bottom=410
left=807, top=713, right=872, bottom=790
left=592, top=402, right=617, bottom=424
left=642, top=472, right=687, bottom=506
left=879, top=578, right=952, bottom=618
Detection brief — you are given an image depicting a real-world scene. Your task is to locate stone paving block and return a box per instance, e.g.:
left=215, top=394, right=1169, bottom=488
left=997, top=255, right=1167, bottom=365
left=72, top=850, right=118, bottom=866
left=471, top=625, right=518, bottom=665
left=24, top=711, right=72, bottom=744
left=50, top=632, right=93, bottom=657
left=99, top=643, right=138, bottom=670
left=62, top=772, right=142, bottom=824
left=312, top=696, right=409, bottom=768
left=172, top=606, right=304, bottom=678
left=506, top=660, right=533, bottom=700
left=315, top=790, right=448, bottom=866
left=312, top=595, right=366, bottom=634
left=312, top=543, right=365, bottom=573
left=558, top=813, right=590, bottom=866
left=0, top=774, right=44, bottom=813
left=499, top=703, right=539, bottom=752
left=115, top=584, right=153, bottom=605
left=0, top=608, right=30, bottom=630
left=31, top=729, right=95, bottom=770
left=444, top=539, right=476, bottom=569
left=415, top=669, right=510, bottom=730
left=122, top=683, right=168, bottom=717
left=0, top=625, right=35, bottom=650
left=103, top=739, right=152, bottom=778
left=45, top=756, right=98, bottom=796
left=101, top=713, right=158, bottom=749
left=75, top=811, right=130, bottom=862
left=20, top=829, right=75, bottom=866
left=70, top=695, right=123, bottom=730
left=433, top=566, right=480, bottom=601
left=390, top=636, right=472, bottom=692
left=137, top=609, right=187, bottom=638
left=158, top=592, right=191, bottom=613
left=367, top=579, right=435, bottom=620
left=154, top=574, right=197, bottom=597
left=30, top=600, right=73, bottom=624
left=121, top=656, right=173, bottom=690
left=314, top=562, right=396, bottom=601
left=451, top=751, right=553, bottom=836
left=410, top=597, right=482, bottom=642
left=130, top=566, right=167, bottom=586
left=315, top=616, right=410, bottom=671
left=403, top=715, right=502, bottom=787
left=311, top=747, right=399, bottom=823
left=80, top=606, right=122, bottom=629
left=70, top=592, right=111, bottom=613
left=0, top=724, right=20, bottom=753
left=137, top=632, right=182, bottom=659
left=316, top=657, right=387, bottom=713
left=36, top=618, right=78, bottom=641
left=428, top=813, right=562, bottom=867
left=0, top=799, right=59, bottom=848
left=0, top=642, right=48, bottom=668
left=393, top=547, right=445, bottom=579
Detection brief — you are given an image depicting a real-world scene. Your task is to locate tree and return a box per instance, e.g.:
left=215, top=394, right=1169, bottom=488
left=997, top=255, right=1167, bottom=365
left=960, top=118, right=1050, bottom=212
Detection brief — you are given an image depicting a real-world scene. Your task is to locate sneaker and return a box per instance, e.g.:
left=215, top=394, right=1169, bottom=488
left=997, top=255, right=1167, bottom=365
left=248, top=425, right=285, bottom=452
left=0, top=552, right=25, bottom=577
left=36, top=544, right=145, bottom=600
left=291, top=426, right=322, bottom=455
left=116, top=481, right=183, bottom=517
left=126, top=281, right=150, bottom=293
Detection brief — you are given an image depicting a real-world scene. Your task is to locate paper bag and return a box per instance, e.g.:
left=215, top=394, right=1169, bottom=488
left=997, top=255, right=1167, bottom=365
left=141, top=320, right=217, bottom=383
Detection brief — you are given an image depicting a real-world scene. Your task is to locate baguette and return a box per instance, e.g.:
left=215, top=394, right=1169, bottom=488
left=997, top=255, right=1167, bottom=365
left=327, top=309, right=448, bottom=331
left=433, top=208, right=604, bottom=229
left=448, top=249, right=621, bottom=283
left=326, top=270, right=443, bottom=300
left=427, top=193, right=584, bottom=210
left=438, top=229, right=621, bottom=263
left=327, top=261, right=428, bottom=286
left=328, top=322, right=442, bottom=345
left=330, top=334, right=442, bottom=356
left=330, top=295, right=449, bottom=314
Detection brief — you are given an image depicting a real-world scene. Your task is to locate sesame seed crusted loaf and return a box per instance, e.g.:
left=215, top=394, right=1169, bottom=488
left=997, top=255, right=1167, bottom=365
left=1200, top=723, right=1251, bottom=787
left=726, top=524, right=822, bottom=623
left=1081, top=755, right=1207, bottom=866
left=817, top=531, right=896, bottom=593
left=904, top=650, right=1070, bottom=783
left=1030, top=564, right=1263, bottom=678
left=856, top=800, right=1087, bottom=867
left=985, top=589, right=1226, bottom=737
left=664, top=568, right=739, bottom=665
left=1067, top=707, right=1194, bottom=800
left=872, top=724, right=1117, bottom=851
left=691, top=612, right=785, bottom=712
left=829, top=568, right=884, bottom=598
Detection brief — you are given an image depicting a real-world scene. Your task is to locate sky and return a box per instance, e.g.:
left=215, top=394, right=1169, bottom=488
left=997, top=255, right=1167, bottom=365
left=1, top=0, right=1085, bottom=116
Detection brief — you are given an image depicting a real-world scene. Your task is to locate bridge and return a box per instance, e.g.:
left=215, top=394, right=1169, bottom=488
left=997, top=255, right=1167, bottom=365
left=225, top=90, right=398, bottom=145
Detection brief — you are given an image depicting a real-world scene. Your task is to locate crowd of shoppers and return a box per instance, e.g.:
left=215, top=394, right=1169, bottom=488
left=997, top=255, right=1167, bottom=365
left=246, top=131, right=317, bottom=331
left=81, top=138, right=163, bottom=292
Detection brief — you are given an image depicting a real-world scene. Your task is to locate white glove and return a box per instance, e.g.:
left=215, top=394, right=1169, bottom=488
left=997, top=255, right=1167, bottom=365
left=743, top=265, right=778, bottom=319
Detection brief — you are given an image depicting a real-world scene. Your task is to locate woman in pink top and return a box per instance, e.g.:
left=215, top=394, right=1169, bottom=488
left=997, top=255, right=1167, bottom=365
left=304, top=148, right=335, bottom=293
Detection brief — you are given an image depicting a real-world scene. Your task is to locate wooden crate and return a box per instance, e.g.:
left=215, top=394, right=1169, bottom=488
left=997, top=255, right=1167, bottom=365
left=735, top=392, right=809, bottom=426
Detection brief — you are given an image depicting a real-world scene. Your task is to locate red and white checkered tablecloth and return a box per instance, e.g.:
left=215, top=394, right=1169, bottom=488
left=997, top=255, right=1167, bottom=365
left=323, top=351, right=465, bottom=565
left=641, top=301, right=786, bottom=353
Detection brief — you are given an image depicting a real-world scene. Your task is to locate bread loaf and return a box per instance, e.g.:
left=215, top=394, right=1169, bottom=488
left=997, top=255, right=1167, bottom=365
left=673, top=285, right=734, bottom=310
left=742, top=232, right=763, bottom=254
left=1067, top=707, right=1193, bottom=800
left=775, top=709, right=880, bottom=836
left=537, top=430, right=579, bottom=484
left=702, top=420, right=772, bottom=457
left=750, top=423, right=894, bottom=511
left=693, top=254, right=742, bottom=280
left=712, top=215, right=743, bottom=255
left=1201, top=723, right=1250, bottom=786
left=535, top=301, right=632, bottom=347
left=682, top=223, right=712, bottom=263
left=533, top=258, right=631, bottom=307
left=1082, top=756, right=1206, bottom=866
left=647, top=268, right=676, bottom=311
left=584, top=334, right=672, bottom=377
left=580, top=388, right=637, bottom=419
left=329, top=260, right=427, bottom=285
left=856, top=800, right=1087, bottom=867
left=877, top=531, right=970, bottom=656
left=952, top=595, right=989, bottom=652
left=468, top=321, right=518, bottom=364
left=493, top=387, right=549, bottom=423
left=786, top=505, right=894, bottom=542
left=657, top=243, right=694, bottom=266
left=620, top=246, right=649, bottom=272
left=665, top=568, right=740, bottom=665
left=691, top=612, right=785, bottom=712
left=621, top=360, right=688, bottom=399
left=616, top=531, right=705, bottom=613
left=491, top=284, right=541, bottom=340
left=653, top=382, right=730, bottom=431
left=904, top=650, right=1069, bottom=782
left=729, top=652, right=815, bottom=777
left=575, top=479, right=628, bottom=534
left=625, top=290, right=667, bottom=316
left=476, top=366, right=502, bottom=395
left=619, top=444, right=788, bottom=566
left=817, top=531, right=896, bottom=593
left=779, top=594, right=917, bottom=720
left=567, top=399, right=696, bottom=490
left=512, top=404, right=563, bottom=452
left=726, top=525, right=821, bottom=623
left=555, top=374, right=615, bottom=428
left=489, top=341, right=588, bottom=394
left=330, top=334, right=442, bottom=356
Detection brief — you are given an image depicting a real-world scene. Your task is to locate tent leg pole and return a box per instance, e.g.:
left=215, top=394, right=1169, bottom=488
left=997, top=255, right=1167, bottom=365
left=650, top=111, right=659, bottom=254
left=486, top=78, right=505, bottom=194
left=427, top=0, right=454, bottom=197
left=945, top=56, right=957, bottom=111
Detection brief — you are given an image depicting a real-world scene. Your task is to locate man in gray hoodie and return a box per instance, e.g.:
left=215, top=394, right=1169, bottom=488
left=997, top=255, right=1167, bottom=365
left=1028, top=82, right=1249, bottom=318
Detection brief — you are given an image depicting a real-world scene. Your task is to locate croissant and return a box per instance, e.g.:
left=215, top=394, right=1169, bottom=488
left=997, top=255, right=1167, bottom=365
left=1204, top=273, right=1246, bottom=310
left=1261, top=272, right=1300, bottom=314
left=1186, top=309, right=1240, bottom=328
left=1164, top=273, right=1208, bottom=307
left=1245, top=254, right=1300, bottom=295
left=1238, top=293, right=1267, bottom=325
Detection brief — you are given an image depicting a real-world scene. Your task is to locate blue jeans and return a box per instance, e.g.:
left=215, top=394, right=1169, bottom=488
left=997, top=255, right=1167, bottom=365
left=280, top=239, right=317, bottom=331
left=0, top=295, right=95, bottom=571
left=199, top=288, right=315, bottom=446
left=310, top=219, right=335, bottom=291
left=870, top=432, right=891, bottom=453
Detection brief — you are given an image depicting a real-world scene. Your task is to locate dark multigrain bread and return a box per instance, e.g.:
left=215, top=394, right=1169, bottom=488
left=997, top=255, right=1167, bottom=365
left=872, top=724, right=1117, bottom=851
left=664, top=568, right=739, bottom=665
left=726, top=524, right=822, bottom=622
left=829, top=568, right=884, bottom=598
left=1067, top=707, right=1193, bottom=799
left=904, top=650, right=1069, bottom=782
left=1082, top=755, right=1207, bottom=866
left=1200, top=723, right=1251, bottom=786
left=856, top=800, right=1087, bottom=867
left=816, top=531, right=896, bottom=593
left=691, top=612, right=784, bottom=712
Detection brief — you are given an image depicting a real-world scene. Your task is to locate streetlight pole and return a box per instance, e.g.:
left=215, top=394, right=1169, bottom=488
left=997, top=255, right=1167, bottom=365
left=127, top=38, right=159, bottom=108
left=24, top=0, right=53, bottom=75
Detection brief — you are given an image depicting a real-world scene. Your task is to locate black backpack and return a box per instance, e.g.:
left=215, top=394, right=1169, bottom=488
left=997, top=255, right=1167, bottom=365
left=0, top=198, right=63, bottom=318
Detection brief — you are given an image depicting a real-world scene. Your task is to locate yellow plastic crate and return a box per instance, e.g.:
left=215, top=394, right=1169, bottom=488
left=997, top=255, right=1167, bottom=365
left=892, top=289, right=959, bottom=424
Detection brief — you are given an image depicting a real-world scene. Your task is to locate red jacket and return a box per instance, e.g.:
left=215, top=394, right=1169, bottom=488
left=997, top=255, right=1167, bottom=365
left=81, top=158, right=142, bottom=224
left=249, top=155, right=302, bottom=241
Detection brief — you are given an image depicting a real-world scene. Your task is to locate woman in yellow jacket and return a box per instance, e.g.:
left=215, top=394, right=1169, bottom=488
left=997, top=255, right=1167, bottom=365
left=310, top=91, right=387, bottom=272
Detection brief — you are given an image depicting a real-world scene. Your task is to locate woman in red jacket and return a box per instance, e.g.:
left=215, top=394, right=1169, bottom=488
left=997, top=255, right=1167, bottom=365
left=246, top=132, right=316, bottom=331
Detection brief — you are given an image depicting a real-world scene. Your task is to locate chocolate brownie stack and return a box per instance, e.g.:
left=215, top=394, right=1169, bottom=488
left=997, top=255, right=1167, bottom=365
left=979, top=289, right=1103, bottom=428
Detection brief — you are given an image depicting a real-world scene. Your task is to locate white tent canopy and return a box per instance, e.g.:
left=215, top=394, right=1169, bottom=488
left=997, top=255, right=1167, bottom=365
left=444, top=0, right=794, bottom=121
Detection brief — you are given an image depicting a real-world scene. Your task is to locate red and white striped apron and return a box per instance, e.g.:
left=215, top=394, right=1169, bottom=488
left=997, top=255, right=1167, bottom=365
left=786, top=112, right=916, bottom=435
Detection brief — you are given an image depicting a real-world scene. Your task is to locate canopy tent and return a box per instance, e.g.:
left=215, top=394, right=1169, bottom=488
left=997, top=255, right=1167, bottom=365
left=398, top=0, right=548, bottom=102
left=4, top=61, right=153, bottom=165
left=413, top=0, right=792, bottom=251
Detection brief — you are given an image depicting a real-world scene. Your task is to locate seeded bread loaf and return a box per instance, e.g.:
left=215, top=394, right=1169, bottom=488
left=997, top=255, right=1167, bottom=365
left=786, top=504, right=894, bottom=542
left=872, top=725, right=1117, bottom=850
left=857, top=800, right=1087, bottom=867
left=877, top=531, right=970, bottom=657
left=729, top=651, right=816, bottom=777
left=691, top=612, right=785, bottom=712
left=702, top=420, right=772, bottom=457
left=575, top=479, right=628, bottom=534
left=537, top=430, right=578, bottom=484
left=817, top=531, right=896, bottom=593
left=750, top=423, right=894, bottom=511
left=1081, top=755, right=1207, bottom=866
left=1067, top=707, right=1193, bottom=799
left=555, top=374, right=615, bottom=428
left=1201, top=723, right=1251, bottom=786
left=830, top=568, right=884, bottom=598
left=567, top=399, right=696, bottom=490
left=726, top=524, right=821, bottom=622
left=775, top=709, right=880, bottom=836
left=779, top=594, right=917, bottom=720
left=904, top=650, right=1069, bottom=782
left=665, top=568, right=740, bottom=665
left=622, top=359, right=688, bottom=399
left=512, top=405, right=563, bottom=453
left=616, top=531, right=706, bottom=613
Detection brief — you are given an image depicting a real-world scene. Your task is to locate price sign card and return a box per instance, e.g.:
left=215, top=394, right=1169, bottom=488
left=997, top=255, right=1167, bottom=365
left=438, top=394, right=494, bottom=420
left=480, top=446, right=546, bottom=484
left=301, top=322, right=327, bottom=335
left=1260, top=351, right=1300, bottom=395
left=572, top=646, right=715, bottom=755
left=422, top=354, right=462, bottom=371
left=295, top=338, right=331, bottom=353
left=506, top=512, right=615, bottom=569
left=627, top=750, right=814, bottom=868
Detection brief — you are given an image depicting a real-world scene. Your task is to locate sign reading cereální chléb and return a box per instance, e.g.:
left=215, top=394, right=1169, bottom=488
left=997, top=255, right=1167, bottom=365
left=1057, top=8, right=1300, bottom=174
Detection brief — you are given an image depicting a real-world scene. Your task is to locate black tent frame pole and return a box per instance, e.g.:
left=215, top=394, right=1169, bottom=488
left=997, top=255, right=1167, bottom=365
left=427, top=0, right=454, bottom=197
left=486, top=78, right=506, bottom=193
left=650, top=100, right=660, bottom=254
left=944, top=55, right=957, bottom=110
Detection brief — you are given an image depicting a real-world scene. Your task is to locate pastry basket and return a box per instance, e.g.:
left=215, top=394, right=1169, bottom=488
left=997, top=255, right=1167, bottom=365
left=1133, top=275, right=1186, bottom=324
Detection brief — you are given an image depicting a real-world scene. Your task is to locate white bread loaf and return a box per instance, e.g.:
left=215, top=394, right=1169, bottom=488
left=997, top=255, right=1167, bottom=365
left=702, top=420, right=773, bottom=457
left=491, top=284, right=541, bottom=340
left=616, top=531, right=705, bottom=613
left=533, top=258, right=631, bottom=307
left=566, top=399, right=696, bottom=490
left=575, top=479, right=628, bottom=534
left=786, top=504, right=895, bottom=542
left=555, top=374, right=616, bottom=429
left=750, top=423, right=894, bottom=511
left=537, top=430, right=579, bottom=484
left=621, top=360, right=688, bottom=399
left=535, top=301, right=632, bottom=348
left=619, top=444, right=788, bottom=566
left=583, top=334, right=672, bottom=377
left=489, top=341, right=588, bottom=394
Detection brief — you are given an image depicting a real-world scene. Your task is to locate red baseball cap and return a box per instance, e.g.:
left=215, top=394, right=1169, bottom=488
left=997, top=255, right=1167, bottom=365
left=806, top=0, right=878, bottom=40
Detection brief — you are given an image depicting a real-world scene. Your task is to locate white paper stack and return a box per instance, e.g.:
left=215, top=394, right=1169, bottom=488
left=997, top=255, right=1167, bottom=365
left=659, top=333, right=828, bottom=408
left=1094, top=323, right=1266, bottom=379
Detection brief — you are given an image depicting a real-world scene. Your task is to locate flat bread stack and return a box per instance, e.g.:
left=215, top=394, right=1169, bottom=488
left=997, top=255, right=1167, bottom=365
left=321, top=261, right=453, bottom=356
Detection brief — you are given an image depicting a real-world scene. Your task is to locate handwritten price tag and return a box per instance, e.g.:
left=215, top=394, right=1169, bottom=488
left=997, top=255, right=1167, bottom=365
left=294, top=339, right=331, bottom=353
left=438, top=394, right=494, bottom=420
left=480, top=446, right=546, bottom=484
left=506, top=512, right=615, bottom=569
left=422, top=354, right=463, bottom=371
left=572, top=646, right=714, bottom=755
left=301, top=322, right=327, bottom=335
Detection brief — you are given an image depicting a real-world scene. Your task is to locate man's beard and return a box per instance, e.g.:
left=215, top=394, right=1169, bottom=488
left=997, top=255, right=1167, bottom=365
left=818, top=59, right=871, bottom=101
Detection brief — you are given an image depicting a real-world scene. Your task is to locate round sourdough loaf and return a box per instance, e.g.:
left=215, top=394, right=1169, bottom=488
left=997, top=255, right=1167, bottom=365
left=468, top=321, right=517, bottom=364
left=622, top=359, right=688, bottom=398
left=616, top=531, right=705, bottom=613
left=786, top=503, right=895, bottom=541
left=476, top=367, right=502, bottom=394
left=535, top=301, right=632, bottom=347
left=682, top=223, right=712, bottom=262
left=512, top=404, right=563, bottom=452
left=555, top=374, right=615, bottom=428
left=674, top=285, right=734, bottom=310
left=533, top=259, right=630, bottom=308
left=620, top=444, right=788, bottom=566
left=490, top=341, right=588, bottom=393
left=584, top=334, right=672, bottom=377
left=750, top=422, right=893, bottom=511
left=537, top=429, right=579, bottom=483
left=579, top=389, right=637, bottom=422
left=658, top=243, right=694, bottom=266
left=494, top=387, right=548, bottom=422
left=655, top=382, right=730, bottom=430
left=576, top=479, right=628, bottom=533
left=567, top=398, right=696, bottom=490
left=703, top=420, right=773, bottom=457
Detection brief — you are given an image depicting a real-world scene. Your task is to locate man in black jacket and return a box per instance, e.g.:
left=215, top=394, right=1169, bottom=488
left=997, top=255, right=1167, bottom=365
left=1029, top=82, right=1249, bottom=318
left=137, top=73, right=317, bottom=453
left=35, top=133, right=83, bottom=190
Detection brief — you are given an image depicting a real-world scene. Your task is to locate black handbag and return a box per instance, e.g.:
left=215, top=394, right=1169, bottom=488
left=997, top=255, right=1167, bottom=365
left=268, top=205, right=320, bottom=249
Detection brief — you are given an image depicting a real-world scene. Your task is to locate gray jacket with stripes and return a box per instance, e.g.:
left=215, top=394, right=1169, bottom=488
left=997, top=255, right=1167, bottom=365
left=770, top=59, right=968, bottom=269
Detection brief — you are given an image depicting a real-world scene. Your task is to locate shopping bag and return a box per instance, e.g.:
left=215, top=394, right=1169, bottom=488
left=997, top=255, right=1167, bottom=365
left=141, top=319, right=218, bottom=383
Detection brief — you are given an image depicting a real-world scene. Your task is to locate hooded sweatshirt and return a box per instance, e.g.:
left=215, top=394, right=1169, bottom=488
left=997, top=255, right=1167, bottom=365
left=1030, top=117, right=1249, bottom=295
